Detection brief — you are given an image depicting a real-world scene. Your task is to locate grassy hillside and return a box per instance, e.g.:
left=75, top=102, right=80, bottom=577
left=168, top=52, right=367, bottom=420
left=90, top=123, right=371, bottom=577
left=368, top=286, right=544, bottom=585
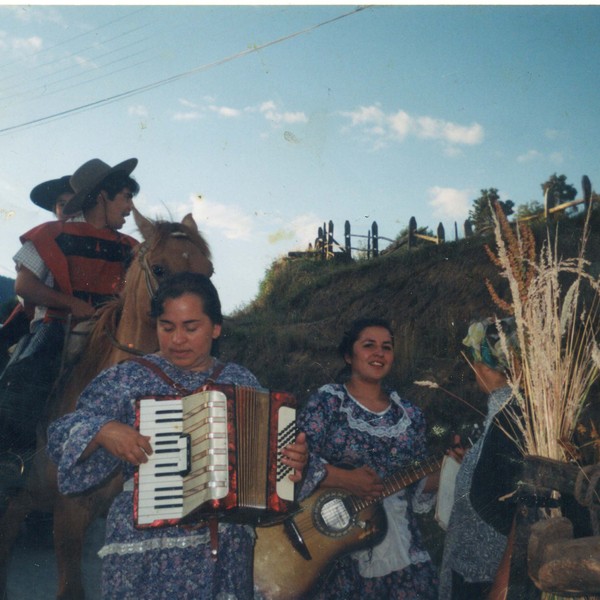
left=219, top=210, right=600, bottom=565
left=221, top=210, right=600, bottom=451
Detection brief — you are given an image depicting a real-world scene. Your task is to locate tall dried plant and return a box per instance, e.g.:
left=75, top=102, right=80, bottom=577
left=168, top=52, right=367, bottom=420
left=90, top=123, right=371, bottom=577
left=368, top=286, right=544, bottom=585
left=487, top=201, right=600, bottom=461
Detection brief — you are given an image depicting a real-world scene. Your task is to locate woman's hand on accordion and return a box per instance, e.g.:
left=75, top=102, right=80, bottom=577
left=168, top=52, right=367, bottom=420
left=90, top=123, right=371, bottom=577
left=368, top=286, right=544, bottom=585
left=89, top=421, right=154, bottom=466
left=281, top=431, right=308, bottom=483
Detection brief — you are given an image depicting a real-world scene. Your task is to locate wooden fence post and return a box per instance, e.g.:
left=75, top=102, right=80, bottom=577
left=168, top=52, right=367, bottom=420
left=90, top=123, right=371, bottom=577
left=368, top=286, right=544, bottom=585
left=372, top=221, right=379, bottom=257
left=408, top=217, right=417, bottom=249
left=436, top=223, right=445, bottom=244
left=464, top=220, right=473, bottom=238
left=316, top=225, right=324, bottom=258
left=344, top=220, right=351, bottom=255
left=582, top=175, right=592, bottom=213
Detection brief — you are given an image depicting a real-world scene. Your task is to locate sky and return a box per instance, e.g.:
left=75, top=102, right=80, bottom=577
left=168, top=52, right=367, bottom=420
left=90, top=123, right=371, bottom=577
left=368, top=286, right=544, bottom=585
left=0, top=4, right=599, bottom=314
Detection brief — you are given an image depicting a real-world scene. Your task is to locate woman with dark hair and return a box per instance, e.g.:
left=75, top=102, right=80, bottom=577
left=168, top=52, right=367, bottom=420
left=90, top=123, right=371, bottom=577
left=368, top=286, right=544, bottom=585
left=47, top=272, right=308, bottom=600
left=298, top=317, right=441, bottom=599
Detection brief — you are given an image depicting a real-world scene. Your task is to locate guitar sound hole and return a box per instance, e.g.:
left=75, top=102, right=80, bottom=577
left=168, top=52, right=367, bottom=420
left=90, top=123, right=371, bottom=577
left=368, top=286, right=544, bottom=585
left=313, top=491, right=353, bottom=537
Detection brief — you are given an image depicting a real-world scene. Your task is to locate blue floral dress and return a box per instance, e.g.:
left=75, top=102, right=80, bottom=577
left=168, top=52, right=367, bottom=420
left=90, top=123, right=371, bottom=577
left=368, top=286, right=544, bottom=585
left=438, top=386, right=512, bottom=599
left=47, top=354, right=261, bottom=600
left=298, top=383, right=439, bottom=599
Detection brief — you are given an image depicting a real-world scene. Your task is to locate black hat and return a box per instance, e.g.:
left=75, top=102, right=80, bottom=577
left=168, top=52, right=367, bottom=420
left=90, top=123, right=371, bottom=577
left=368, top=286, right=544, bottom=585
left=64, top=158, right=138, bottom=216
left=30, top=175, right=74, bottom=212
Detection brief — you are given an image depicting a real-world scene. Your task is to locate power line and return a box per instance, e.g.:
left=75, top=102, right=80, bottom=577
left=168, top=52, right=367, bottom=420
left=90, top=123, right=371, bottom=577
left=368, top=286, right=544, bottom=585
left=0, top=41, right=151, bottom=102
left=0, top=6, right=149, bottom=74
left=0, top=5, right=371, bottom=137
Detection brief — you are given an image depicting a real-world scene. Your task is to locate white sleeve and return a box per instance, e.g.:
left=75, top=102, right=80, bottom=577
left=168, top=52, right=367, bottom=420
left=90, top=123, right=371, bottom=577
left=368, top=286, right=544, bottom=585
left=13, top=240, right=52, bottom=284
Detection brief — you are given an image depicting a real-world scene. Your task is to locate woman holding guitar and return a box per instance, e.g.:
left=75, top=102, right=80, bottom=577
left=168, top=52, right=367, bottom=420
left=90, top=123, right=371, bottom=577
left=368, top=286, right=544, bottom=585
left=297, top=317, right=445, bottom=599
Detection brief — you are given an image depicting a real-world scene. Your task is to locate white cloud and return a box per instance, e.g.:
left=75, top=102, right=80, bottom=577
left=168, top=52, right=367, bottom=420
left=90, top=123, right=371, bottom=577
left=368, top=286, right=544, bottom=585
left=128, top=105, right=148, bottom=118
left=191, top=195, right=253, bottom=241
left=443, top=145, right=463, bottom=158
left=341, top=104, right=484, bottom=150
left=179, top=98, right=198, bottom=108
left=517, top=149, right=563, bottom=165
left=428, top=186, right=471, bottom=219
left=549, top=152, right=564, bottom=165
left=441, top=122, right=484, bottom=145
left=268, top=213, right=321, bottom=248
left=259, top=100, right=307, bottom=125
left=11, top=35, right=42, bottom=54
left=517, top=149, right=542, bottom=163
left=172, top=111, right=202, bottom=121
left=388, top=110, right=411, bottom=140
left=73, top=55, right=96, bottom=69
left=208, top=105, right=241, bottom=118
left=345, top=105, right=385, bottom=127
left=170, top=98, right=305, bottom=128
left=3, top=6, right=65, bottom=25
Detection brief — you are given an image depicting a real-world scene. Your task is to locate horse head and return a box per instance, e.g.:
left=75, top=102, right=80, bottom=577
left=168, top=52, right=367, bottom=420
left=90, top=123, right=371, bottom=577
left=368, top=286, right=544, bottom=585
left=117, top=208, right=213, bottom=329
left=132, top=207, right=214, bottom=291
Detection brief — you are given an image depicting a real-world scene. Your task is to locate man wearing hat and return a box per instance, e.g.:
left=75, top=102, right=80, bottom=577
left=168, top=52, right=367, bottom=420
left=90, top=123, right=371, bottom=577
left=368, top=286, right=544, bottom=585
left=0, top=158, right=140, bottom=476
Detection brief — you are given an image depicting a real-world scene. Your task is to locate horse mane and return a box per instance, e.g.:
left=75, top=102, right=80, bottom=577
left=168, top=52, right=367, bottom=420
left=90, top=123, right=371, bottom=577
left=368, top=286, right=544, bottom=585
left=75, top=299, right=124, bottom=389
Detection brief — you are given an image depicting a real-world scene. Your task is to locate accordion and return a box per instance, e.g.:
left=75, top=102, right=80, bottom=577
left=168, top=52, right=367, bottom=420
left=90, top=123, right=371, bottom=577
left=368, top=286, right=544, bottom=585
left=133, top=383, right=297, bottom=529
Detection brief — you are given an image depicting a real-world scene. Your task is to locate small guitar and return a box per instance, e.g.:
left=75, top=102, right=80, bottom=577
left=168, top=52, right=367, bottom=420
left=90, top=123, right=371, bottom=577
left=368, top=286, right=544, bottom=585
left=253, top=454, right=443, bottom=600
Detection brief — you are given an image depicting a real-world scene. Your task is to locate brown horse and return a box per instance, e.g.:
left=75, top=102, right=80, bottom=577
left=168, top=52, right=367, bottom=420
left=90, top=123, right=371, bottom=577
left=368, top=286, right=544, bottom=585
left=0, top=209, right=214, bottom=600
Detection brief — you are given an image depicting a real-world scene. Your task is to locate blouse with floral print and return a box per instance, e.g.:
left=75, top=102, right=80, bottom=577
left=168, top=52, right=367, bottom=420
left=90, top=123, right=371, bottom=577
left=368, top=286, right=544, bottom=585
left=297, top=383, right=438, bottom=599
left=47, top=354, right=262, bottom=600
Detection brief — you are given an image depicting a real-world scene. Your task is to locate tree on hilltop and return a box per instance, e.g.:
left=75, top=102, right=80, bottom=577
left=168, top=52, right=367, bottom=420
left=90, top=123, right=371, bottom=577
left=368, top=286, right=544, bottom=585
left=468, top=188, right=515, bottom=234
left=541, top=173, right=577, bottom=212
left=516, top=200, right=545, bottom=222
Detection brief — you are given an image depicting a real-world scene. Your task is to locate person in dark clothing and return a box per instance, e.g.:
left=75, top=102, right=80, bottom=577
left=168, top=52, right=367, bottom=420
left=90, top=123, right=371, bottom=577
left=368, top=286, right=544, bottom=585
left=439, top=317, right=519, bottom=600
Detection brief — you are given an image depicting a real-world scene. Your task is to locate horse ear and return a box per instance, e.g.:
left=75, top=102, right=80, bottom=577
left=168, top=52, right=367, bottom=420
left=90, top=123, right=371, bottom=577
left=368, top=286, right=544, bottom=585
left=182, top=213, right=199, bottom=234
left=133, top=207, right=155, bottom=241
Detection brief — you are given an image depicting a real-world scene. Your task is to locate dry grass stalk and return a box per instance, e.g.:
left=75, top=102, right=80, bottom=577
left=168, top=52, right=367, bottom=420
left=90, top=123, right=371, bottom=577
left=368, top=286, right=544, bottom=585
left=487, top=201, right=600, bottom=461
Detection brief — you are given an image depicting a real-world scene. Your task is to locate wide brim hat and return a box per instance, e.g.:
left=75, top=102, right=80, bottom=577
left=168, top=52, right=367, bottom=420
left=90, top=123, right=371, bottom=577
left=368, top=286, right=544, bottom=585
left=64, top=157, right=138, bottom=216
left=30, top=175, right=74, bottom=212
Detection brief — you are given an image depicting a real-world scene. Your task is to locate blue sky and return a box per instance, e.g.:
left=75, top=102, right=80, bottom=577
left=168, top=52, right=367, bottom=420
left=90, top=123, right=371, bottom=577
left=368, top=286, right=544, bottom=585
left=0, top=4, right=599, bottom=313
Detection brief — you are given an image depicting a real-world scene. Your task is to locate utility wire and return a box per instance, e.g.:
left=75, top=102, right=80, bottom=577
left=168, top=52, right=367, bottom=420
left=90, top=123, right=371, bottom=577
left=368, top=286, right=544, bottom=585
left=0, top=5, right=371, bottom=137
left=1, top=41, right=151, bottom=100
left=0, top=6, right=149, bottom=73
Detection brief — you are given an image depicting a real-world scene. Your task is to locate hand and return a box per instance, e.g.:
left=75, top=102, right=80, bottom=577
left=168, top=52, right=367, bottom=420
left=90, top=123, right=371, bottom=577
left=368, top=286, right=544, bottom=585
left=447, top=433, right=465, bottom=463
left=281, top=431, right=308, bottom=483
left=94, top=421, right=153, bottom=466
left=68, top=297, right=96, bottom=321
left=340, top=465, right=384, bottom=501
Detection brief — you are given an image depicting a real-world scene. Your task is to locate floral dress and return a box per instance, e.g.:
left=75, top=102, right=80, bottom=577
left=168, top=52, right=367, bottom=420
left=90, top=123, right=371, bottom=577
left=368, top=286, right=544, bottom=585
left=438, top=386, right=512, bottom=599
left=298, top=383, right=439, bottom=600
left=47, top=354, right=261, bottom=600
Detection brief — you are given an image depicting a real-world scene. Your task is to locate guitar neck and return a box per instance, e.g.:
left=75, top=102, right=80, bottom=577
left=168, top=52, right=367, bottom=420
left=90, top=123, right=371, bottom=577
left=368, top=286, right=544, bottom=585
left=350, top=453, right=444, bottom=513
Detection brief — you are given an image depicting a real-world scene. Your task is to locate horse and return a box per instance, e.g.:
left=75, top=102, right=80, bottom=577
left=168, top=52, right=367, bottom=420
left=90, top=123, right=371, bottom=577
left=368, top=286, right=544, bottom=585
left=0, top=208, right=214, bottom=600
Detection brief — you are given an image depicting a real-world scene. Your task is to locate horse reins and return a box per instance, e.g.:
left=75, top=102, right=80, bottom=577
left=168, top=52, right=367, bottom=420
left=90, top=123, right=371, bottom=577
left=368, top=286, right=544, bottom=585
left=105, top=230, right=195, bottom=357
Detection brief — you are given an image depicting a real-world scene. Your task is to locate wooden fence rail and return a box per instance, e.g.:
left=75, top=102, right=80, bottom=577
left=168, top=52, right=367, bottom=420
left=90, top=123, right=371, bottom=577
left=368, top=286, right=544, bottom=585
left=288, top=174, right=596, bottom=261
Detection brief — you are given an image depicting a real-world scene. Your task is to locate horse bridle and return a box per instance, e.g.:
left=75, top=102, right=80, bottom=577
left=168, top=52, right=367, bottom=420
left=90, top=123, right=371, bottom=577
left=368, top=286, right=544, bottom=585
left=105, top=231, right=195, bottom=357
